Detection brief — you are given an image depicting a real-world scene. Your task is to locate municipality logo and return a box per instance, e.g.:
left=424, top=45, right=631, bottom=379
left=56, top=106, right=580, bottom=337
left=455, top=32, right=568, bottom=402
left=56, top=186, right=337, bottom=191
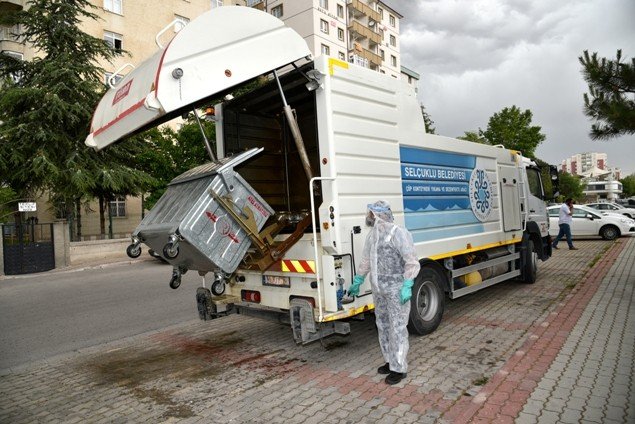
left=469, top=169, right=492, bottom=222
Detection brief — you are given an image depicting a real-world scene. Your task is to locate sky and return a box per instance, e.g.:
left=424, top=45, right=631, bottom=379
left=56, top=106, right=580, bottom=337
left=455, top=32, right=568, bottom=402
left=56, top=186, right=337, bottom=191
left=389, top=0, right=635, bottom=175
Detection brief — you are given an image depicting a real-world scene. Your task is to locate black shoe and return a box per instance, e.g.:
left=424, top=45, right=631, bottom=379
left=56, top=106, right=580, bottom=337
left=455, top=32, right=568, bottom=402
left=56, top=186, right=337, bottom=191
left=552, top=245, right=559, bottom=250
left=377, top=363, right=390, bottom=374
left=385, top=371, right=406, bottom=385
left=569, top=247, right=578, bottom=250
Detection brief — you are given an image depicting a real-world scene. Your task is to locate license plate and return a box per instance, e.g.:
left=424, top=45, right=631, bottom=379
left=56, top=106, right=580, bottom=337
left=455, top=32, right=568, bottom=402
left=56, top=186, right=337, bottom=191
left=262, top=275, right=290, bottom=287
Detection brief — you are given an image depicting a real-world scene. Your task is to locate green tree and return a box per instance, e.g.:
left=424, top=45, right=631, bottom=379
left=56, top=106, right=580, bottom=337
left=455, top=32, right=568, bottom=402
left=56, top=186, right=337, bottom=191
left=0, top=0, right=152, bottom=238
left=579, top=50, right=635, bottom=140
left=557, top=172, right=584, bottom=201
left=457, top=130, right=488, bottom=144
left=480, top=106, right=546, bottom=158
left=620, top=174, right=635, bottom=197
left=135, top=118, right=213, bottom=210
left=420, top=104, right=436, bottom=134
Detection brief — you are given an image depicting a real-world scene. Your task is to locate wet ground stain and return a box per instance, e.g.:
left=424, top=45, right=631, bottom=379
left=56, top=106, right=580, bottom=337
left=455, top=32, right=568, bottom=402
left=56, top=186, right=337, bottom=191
left=82, top=330, right=300, bottom=419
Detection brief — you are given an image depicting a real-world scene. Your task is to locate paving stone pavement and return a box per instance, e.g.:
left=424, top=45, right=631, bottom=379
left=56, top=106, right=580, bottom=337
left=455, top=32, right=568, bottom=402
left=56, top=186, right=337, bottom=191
left=0, top=237, right=633, bottom=423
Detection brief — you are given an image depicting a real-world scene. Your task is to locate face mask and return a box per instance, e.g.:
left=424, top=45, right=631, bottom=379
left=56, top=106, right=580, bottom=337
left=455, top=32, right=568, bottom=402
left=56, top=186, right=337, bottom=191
left=365, top=212, right=375, bottom=227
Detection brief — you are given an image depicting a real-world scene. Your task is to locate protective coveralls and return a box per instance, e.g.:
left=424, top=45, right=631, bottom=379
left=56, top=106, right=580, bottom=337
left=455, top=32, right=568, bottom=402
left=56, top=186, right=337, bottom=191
left=354, top=201, right=420, bottom=376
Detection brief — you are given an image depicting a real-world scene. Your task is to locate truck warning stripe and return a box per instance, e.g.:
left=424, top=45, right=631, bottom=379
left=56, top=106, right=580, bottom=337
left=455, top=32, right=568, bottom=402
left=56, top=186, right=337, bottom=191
left=280, top=260, right=316, bottom=274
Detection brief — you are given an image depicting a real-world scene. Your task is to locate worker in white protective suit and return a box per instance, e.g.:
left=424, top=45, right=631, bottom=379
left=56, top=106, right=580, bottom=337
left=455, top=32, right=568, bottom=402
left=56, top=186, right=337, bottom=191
left=348, top=200, right=420, bottom=385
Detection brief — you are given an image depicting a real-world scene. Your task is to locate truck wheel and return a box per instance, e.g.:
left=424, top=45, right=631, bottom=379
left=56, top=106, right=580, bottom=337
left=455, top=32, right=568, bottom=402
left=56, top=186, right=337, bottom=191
left=126, top=244, right=141, bottom=259
left=521, top=239, right=537, bottom=284
left=600, top=225, right=619, bottom=240
left=407, top=266, right=445, bottom=335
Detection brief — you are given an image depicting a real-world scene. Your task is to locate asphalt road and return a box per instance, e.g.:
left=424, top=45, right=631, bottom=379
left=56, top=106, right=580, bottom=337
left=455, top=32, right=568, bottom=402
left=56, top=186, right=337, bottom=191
left=0, top=260, right=204, bottom=370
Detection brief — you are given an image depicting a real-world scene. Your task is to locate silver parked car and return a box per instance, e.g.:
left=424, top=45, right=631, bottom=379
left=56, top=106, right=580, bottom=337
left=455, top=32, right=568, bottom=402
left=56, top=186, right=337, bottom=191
left=547, top=205, right=635, bottom=240
left=585, top=202, right=635, bottom=219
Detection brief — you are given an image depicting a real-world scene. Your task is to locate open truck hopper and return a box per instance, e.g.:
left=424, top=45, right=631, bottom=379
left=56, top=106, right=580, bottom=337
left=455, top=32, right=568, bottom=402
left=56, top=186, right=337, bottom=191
left=86, top=7, right=314, bottom=292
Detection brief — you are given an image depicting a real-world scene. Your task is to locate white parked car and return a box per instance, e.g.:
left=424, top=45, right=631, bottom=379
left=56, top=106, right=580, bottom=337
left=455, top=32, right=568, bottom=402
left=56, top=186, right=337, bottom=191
left=547, top=205, right=635, bottom=240
left=585, top=202, right=635, bottom=219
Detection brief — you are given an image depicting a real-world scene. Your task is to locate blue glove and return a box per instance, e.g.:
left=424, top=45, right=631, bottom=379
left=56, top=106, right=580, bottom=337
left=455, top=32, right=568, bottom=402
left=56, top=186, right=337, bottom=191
left=400, top=279, right=415, bottom=304
left=349, top=274, right=365, bottom=297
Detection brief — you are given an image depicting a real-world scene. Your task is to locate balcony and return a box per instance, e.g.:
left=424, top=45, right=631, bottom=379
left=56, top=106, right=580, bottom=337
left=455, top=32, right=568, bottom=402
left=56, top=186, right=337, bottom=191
left=347, top=0, right=380, bottom=23
left=247, top=0, right=265, bottom=11
left=0, top=0, right=24, bottom=13
left=351, top=45, right=381, bottom=67
left=348, top=20, right=382, bottom=45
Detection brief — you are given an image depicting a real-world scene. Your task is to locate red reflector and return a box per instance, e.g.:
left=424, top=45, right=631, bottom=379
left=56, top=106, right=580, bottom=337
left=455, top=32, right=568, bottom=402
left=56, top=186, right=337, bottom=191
left=241, top=290, right=261, bottom=303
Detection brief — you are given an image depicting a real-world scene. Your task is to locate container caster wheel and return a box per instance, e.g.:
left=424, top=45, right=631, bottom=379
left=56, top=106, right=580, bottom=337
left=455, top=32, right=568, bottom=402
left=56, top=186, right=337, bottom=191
left=211, top=280, right=226, bottom=296
left=126, top=243, right=142, bottom=258
left=163, top=242, right=179, bottom=259
left=169, top=274, right=181, bottom=289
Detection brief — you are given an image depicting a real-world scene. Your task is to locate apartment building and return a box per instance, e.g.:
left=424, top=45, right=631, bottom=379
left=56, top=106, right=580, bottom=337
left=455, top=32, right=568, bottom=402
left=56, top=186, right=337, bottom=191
left=247, top=0, right=409, bottom=80
left=561, top=152, right=620, bottom=179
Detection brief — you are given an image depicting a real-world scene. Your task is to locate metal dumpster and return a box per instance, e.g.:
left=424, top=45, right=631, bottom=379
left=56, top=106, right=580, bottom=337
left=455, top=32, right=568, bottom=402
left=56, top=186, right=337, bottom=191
left=127, top=148, right=273, bottom=281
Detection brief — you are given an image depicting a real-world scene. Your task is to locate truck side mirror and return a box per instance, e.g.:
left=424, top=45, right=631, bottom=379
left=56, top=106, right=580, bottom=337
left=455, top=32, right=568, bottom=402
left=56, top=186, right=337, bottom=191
left=549, top=165, right=560, bottom=200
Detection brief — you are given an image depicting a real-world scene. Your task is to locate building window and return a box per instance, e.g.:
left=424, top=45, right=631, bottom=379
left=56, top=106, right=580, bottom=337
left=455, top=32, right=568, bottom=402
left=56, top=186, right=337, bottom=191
left=337, top=27, right=344, bottom=41
left=378, top=7, right=383, bottom=19
left=320, top=19, right=329, bottom=34
left=109, top=197, right=126, bottom=217
left=389, top=34, right=396, bottom=47
left=321, top=44, right=330, bottom=55
left=271, top=4, right=283, bottom=18
left=2, top=51, right=23, bottom=82
left=211, top=0, right=223, bottom=7
left=0, top=23, right=22, bottom=42
left=104, top=31, right=123, bottom=51
left=338, top=51, right=345, bottom=60
left=391, top=55, right=396, bottom=66
left=320, top=0, right=328, bottom=9
left=380, top=49, right=384, bottom=60
left=389, top=14, right=395, bottom=27
left=337, top=4, right=344, bottom=18
left=104, top=0, right=123, bottom=14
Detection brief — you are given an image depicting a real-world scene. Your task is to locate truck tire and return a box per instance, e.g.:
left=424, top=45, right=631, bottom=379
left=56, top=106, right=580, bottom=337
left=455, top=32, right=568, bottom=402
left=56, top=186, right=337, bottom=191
left=521, top=239, right=537, bottom=284
left=407, top=265, right=445, bottom=335
left=600, top=225, right=619, bottom=240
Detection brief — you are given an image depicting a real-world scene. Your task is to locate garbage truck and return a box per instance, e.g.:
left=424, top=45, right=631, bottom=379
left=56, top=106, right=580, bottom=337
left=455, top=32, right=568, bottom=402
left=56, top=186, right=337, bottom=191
left=86, top=6, right=557, bottom=344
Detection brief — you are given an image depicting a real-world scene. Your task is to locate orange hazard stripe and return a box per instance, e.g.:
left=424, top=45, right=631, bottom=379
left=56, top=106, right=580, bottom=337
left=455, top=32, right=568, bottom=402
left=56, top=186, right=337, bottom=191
left=280, top=260, right=316, bottom=274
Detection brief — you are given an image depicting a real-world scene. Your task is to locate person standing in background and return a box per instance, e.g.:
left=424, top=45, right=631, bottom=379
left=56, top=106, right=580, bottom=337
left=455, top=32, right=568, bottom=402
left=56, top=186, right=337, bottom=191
left=552, top=198, right=578, bottom=250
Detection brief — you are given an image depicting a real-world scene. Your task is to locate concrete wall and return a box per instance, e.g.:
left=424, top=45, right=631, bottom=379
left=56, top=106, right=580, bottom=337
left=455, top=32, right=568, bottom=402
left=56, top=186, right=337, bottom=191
left=69, top=238, right=132, bottom=266
left=53, top=221, right=70, bottom=269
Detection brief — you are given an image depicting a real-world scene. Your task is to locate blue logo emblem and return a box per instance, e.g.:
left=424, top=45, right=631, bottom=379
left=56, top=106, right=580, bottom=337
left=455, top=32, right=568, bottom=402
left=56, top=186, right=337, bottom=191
left=469, top=169, right=492, bottom=222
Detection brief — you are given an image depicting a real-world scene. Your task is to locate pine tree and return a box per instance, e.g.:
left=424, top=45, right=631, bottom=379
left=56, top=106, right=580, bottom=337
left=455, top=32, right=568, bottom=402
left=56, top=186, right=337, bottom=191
left=579, top=50, right=635, bottom=140
left=0, top=0, right=153, bottom=236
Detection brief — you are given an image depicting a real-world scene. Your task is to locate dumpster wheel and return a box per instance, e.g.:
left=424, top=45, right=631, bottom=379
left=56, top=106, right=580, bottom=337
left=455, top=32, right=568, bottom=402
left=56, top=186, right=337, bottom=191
left=163, top=242, right=180, bottom=259
left=126, top=243, right=142, bottom=258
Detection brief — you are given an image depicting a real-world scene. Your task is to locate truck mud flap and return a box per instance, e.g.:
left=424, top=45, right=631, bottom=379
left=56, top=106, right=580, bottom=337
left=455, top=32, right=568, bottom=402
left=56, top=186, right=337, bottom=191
left=289, top=298, right=350, bottom=345
left=196, top=287, right=216, bottom=321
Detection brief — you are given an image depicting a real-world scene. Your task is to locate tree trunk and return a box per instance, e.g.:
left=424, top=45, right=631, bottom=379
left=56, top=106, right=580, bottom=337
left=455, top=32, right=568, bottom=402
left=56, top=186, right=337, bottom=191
left=99, top=196, right=106, bottom=238
left=75, top=198, right=82, bottom=241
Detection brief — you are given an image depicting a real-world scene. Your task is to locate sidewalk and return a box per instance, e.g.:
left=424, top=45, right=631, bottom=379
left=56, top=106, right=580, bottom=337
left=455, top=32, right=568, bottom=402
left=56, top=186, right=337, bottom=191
left=446, top=236, right=635, bottom=423
left=0, top=237, right=633, bottom=423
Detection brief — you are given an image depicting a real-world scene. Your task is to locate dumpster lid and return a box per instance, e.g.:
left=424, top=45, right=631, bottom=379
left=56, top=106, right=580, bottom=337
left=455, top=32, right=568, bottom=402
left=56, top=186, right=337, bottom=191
left=169, top=147, right=264, bottom=186
left=85, top=7, right=311, bottom=151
